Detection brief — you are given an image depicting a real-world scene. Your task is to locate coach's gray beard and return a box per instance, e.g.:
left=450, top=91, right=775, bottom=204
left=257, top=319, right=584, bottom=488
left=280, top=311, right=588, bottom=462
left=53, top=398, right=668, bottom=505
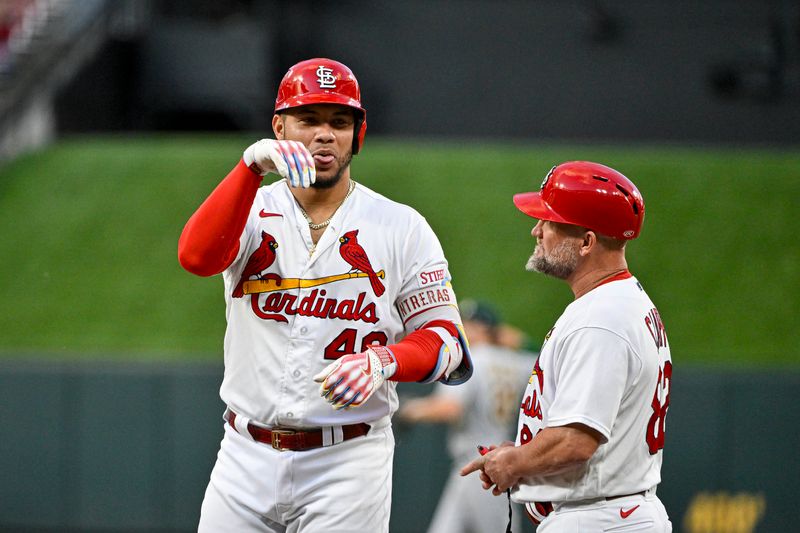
left=526, top=240, right=580, bottom=279
left=311, top=150, right=354, bottom=190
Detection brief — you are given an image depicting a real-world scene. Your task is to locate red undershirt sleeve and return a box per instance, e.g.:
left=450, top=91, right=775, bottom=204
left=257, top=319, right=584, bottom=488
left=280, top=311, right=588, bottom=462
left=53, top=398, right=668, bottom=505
left=178, top=160, right=263, bottom=276
left=388, top=319, right=459, bottom=382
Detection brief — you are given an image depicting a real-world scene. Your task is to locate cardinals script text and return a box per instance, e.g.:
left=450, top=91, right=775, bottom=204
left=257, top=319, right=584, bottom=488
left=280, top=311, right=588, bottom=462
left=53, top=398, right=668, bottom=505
left=250, top=289, right=378, bottom=324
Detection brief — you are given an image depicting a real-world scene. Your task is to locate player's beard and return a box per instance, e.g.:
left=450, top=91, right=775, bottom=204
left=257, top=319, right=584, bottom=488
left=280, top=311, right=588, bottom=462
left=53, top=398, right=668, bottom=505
left=526, top=239, right=580, bottom=279
left=311, top=150, right=353, bottom=190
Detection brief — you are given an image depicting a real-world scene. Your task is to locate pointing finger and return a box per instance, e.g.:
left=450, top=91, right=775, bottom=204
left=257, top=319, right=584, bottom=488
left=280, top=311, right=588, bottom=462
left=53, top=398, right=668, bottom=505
left=460, top=457, right=485, bottom=476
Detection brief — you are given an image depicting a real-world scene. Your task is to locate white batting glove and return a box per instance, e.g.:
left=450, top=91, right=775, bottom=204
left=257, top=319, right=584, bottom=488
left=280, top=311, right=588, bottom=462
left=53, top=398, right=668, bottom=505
left=242, top=139, right=316, bottom=188
left=313, top=346, right=398, bottom=410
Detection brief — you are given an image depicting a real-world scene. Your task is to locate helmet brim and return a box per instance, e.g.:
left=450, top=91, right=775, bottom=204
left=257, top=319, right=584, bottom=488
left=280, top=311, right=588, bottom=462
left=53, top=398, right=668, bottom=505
left=513, top=192, right=570, bottom=224
left=275, top=92, right=365, bottom=114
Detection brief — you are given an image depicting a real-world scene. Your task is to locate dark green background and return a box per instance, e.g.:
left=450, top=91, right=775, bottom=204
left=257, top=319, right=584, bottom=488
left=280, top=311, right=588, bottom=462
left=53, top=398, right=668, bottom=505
left=1, top=136, right=798, bottom=364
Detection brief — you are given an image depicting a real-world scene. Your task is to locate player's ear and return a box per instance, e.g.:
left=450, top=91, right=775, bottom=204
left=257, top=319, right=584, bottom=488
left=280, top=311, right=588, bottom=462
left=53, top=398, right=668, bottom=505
left=580, top=231, right=596, bottom=256
left=272, top=114, right=284, bottom=140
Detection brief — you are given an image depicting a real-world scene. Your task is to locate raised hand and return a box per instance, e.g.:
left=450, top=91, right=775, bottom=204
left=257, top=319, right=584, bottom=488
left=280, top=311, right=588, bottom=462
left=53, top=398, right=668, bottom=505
left=243, top=139, right=316, bottom=188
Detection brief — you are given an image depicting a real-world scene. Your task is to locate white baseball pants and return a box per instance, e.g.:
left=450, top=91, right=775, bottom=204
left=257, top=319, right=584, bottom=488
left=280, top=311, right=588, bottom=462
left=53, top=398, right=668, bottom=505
left=537, top=493, right=672, bottom=532
left=198, top=420, right=394, bottom=533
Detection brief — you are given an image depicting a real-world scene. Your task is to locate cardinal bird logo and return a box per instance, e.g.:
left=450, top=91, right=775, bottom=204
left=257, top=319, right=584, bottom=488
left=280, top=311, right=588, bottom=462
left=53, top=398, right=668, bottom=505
left=232, top=231, right=280, bottom=298
left=339, top=229, right=385, bottom=297
left=531, top=356, right=545, bottom=392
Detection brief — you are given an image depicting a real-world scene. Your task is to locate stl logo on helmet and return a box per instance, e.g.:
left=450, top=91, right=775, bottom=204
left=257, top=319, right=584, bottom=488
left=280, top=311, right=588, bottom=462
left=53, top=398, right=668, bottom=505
left=316, top=66, right=337, bottom=88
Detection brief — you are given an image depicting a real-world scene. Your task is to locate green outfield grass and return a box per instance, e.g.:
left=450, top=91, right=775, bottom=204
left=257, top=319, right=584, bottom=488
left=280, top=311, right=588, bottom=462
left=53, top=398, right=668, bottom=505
left=0, top=134, right=797, bottom=365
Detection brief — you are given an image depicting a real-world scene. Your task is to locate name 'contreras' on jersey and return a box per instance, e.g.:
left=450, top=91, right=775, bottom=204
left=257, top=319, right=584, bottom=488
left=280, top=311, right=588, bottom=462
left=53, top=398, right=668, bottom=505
left=220, top=180, right=465, bottom=428
left=512, top=276, right=672, bottom=503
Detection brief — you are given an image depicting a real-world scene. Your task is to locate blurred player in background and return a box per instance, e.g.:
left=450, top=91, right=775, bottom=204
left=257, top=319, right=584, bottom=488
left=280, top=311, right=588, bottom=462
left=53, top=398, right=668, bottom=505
left=461, top=162, right=672, bottom=532
left=399, top=299, right=534, bottom=533
left=178, top=57, right=472, bottom=533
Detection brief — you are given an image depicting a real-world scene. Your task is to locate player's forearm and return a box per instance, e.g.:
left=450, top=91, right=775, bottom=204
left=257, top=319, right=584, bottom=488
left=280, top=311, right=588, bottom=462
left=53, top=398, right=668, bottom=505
left=387, top=320, right=459, bottom=382
left=512, top=425, right=600, bottom=478
left=462, top=426, right=599, bottom=494
left=178, top=160, right=262, bottom=276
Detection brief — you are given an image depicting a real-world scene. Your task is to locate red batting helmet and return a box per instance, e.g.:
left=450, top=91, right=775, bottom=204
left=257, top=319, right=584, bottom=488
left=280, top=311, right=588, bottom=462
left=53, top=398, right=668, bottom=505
left=275, top=58, right=367, bottom=154
left=513, top=161, right=645, bottom=239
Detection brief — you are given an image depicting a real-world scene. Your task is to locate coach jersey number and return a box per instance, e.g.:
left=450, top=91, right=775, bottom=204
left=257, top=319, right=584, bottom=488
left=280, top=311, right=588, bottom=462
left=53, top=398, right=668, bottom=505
left=324, top=328, right=389, bottom=360
left=646, top=360, right=672, bottom=454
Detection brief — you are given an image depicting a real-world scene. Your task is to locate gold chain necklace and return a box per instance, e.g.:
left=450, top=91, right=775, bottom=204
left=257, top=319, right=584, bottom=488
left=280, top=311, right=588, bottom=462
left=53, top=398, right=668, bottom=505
left=297, top=180, right=356, bottom=231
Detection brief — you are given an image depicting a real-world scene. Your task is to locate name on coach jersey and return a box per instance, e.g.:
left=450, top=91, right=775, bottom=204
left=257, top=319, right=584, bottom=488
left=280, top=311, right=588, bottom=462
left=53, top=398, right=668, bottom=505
left=250, top=289, right=378, bottom=324
left=645, top=307, right=668, bottom=349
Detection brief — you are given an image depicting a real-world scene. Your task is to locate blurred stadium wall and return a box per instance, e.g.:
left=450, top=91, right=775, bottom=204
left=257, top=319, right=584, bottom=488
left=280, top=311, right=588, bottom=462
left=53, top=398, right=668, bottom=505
left=4, top=0, right=800, bottom=161
left=2, top=361, right=798, bottom=532
left=1, top=1, right=799, bottom=532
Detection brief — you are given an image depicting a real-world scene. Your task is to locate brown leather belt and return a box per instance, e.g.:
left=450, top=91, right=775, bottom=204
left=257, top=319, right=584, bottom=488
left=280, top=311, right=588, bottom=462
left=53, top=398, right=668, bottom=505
left=224, top=410, right=370, bottom=451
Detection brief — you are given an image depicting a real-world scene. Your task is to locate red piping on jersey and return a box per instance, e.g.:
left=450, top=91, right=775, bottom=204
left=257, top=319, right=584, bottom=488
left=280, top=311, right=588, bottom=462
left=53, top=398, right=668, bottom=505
left=401, top=304, right=455, bottom=325
left=597, top=269, right=632, bottom=288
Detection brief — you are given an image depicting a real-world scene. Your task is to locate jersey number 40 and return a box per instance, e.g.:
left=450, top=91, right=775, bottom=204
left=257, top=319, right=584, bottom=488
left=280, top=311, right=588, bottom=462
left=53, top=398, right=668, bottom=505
left=324, top=328, right=388, bottom=360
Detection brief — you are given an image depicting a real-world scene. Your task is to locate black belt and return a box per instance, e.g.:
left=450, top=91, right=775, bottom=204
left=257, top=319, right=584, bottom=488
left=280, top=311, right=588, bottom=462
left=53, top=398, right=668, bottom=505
left=224, top=410, right=370, bottom=451
left=607, top=490, right=647, bottom=500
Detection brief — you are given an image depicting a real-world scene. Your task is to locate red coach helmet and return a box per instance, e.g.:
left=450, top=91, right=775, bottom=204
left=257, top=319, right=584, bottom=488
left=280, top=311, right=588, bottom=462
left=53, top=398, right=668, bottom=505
left=275, top=58, right=367, bottom=154
left=513, top=161, right=645, bottom=239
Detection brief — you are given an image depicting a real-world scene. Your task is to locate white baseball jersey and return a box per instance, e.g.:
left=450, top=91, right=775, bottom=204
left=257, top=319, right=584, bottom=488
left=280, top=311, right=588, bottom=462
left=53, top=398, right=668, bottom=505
left=219, top=179, right=465, bottom=429
left=512, top=275, right=672, bottom=504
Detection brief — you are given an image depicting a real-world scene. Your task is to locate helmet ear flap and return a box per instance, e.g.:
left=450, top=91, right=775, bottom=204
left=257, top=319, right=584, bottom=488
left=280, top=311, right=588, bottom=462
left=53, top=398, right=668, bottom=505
left=353, top=113, right=367, bottom=154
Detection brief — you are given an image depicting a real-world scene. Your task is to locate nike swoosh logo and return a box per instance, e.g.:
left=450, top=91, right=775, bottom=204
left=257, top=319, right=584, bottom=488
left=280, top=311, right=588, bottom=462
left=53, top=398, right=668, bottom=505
left=361, top=355, right=372, bottom=376
left=620, top=505, right=640, bottom=519
left=259, top=210, right=282, bottom=218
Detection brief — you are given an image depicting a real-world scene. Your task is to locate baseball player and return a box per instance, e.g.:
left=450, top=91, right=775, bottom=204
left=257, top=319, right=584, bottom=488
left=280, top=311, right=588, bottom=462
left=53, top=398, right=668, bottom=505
left=178, top=58, right=472, bottom=533
left=461, top=162, right=673, bottom=532
left=399, top=299, right=534, bottom=533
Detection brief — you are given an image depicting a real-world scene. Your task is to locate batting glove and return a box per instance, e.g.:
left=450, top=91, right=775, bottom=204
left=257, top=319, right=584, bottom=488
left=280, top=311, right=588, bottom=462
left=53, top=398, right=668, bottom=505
left=525, top=501, right=554, bottom=525
left=243, top=139, right=316, bottom=188
left=313, top=346, right=397, bottom=410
